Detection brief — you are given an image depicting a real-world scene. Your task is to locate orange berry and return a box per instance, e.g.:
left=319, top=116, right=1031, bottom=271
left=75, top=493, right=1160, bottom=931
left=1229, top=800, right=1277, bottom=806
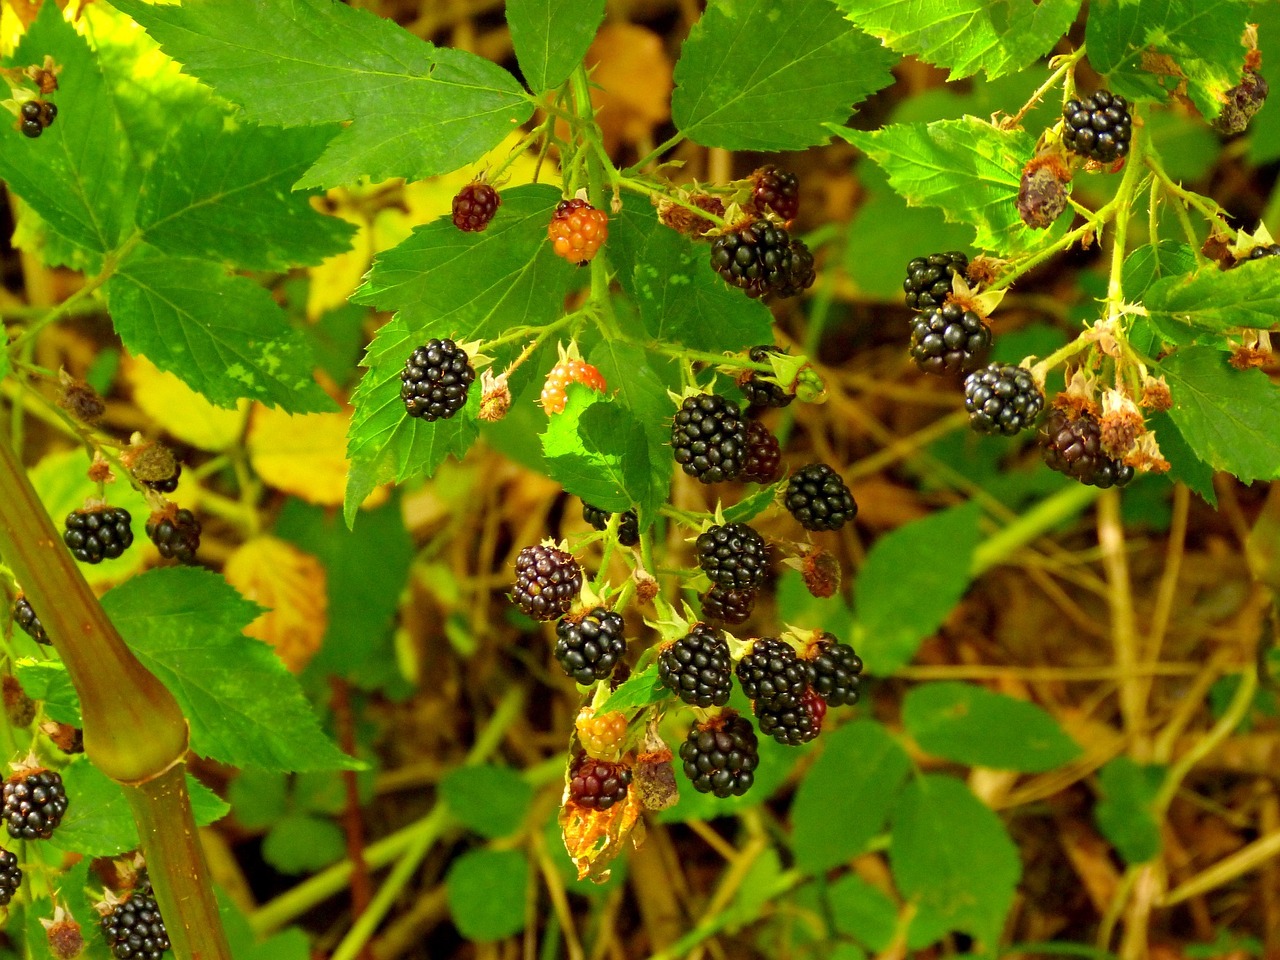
left=548, top=199, right=608, bottom=265
left=576, top=709, right=629, bottom=761
left=541, top=358, right=607, bottom=414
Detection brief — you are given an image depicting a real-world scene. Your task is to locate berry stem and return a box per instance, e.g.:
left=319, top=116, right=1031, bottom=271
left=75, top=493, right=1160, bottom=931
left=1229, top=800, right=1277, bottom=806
left=971, top=482, right=1103, bottom=575
left=1000, top=46, right=1086, bottom=130
left=625, top=131, right=687, bottom=175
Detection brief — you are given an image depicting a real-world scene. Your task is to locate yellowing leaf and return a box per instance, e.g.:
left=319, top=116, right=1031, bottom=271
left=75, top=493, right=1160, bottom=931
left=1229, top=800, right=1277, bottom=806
left=124, top=355, right=248, bottom=451
left=586, top=24, right=672, bottom=150
left=305, top=205, right=373, bottom=321
left=223, top=536, right=327, bottom=673
left=246, top=405, right=387, bottom=509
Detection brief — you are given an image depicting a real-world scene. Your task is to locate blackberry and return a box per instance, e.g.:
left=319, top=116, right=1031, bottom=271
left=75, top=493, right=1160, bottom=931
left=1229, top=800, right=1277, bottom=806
left=452, top=181, right=500, bottom=232
left=400, top=339, right=475, bottom=421
left=709, top=220, right=803, bottom=299
left=784, top=463, right=857, bottom=532
left=582, top=502, right=640, bottom=547
left=20, top=119, right=41, bottom=139
left=20, top=101, right=39, bottom=123
left=736, top=637, right=813, bottom=710
left=658, top=623, right=733, bottom=708
left=63, top=507, right=133, bottom=564
left=12, top=596, right=50, bottom=645
left=146, top=509, right=201, bottom=564
left=568, top=757, right=631, bottom=810
left=1062, top=90, right=1132, bottom=164
left=143, top=463, right=181, bottom=494
left=741, top=419, right=782, bottom=484
left=1243, top=244, right=1280, bottom=262
left=700, top=585, right=755, bottom=625
left=756, top=688, right=826, bottom=746
left=909, top=302, right=991, bottom=376
left=680, top=712, right=759, bottom=798
left=776, top=239, right=817, bottom=298
left=805, top=634, right=863, bottom=707
left=1039, top=408, right=1135, bottom=488
left=3, top=769, right=68, bottom=840
left=101, top=891, right=170, bottom=960
left=512, top=544, right=582, bottom=621
left=695, top=522, right=769, bottom=591
left=963, top=363, right=1045, bottom=435
left=751, top=166, right=800, bottom=222
left=741, top=345, right=793, bottom=410
left=671, top=393, right=747, bottom=484
left=554, top=607, right=626, bottom=685
left=548, top=198, right=608, bottom=264
left=0, top=849, right=20, bottom=906
left=903, top=252, right=968, bottom=310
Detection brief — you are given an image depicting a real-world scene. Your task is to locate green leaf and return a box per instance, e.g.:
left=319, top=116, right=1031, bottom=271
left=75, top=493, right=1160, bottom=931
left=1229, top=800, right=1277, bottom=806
left=831, top=0, right=1081, bottom=80
left=138, top=111, right=354, bottom=270
left=1160, top=346, right=1280, bottom=483
left=263, top=814, right=347, bottom=874
left=13, top=660, right=81, bottom=726
left=441, top=765, right=534, bottom=839
left=507, top=0, right=606, bottom=93
left=890, top=774, right=1020, bottom=944
left=1147, top=412, right=1217, bottom=506
left=219, top=894, right=312, bottom=960
left=102, top=568, right=358, bottom=772
left=608, top=203, right=774, bottom=352
left=113, top=0, right=533, bottom=188
left=835, top=119, right=1049, bottom=255
left=1095, top=757, right=1164, bottom=865
left=1145, top=260, right=1280, bottom=332
left=853, top=502, right=983, bottom=674
left=1085, top=0, right=1252, bottom=119
left=1122, top=241, right=1197, bottom=299
left=446, top=849, right=529, bottom=942
left=598, top=665, right=669, bottom=714
left=791, top=720, right=913, bottom=874
left=228, top=769, right=290, bottom=831
left=722, top=483, right=783, bottom=524
left=827, top=873, right=899, bottom=953
left=902, top=682, right=1081, bottom=772
left=541, top=389, right=654, bottom=516
left=0, top=2, right=137, bottom=268
left=105, top=245, right=335, bottom=413
left=671, top=0, right=896, bottom=150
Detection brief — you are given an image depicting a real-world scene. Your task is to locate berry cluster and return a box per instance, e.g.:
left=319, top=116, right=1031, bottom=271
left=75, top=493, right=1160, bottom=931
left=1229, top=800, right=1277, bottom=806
left=696, top=522, right=768, bottom=592
left=709, top=221, right=814, bottom=299
left=909, top=302, right=992, bottom=376
left=146, top=508, right=202, bottom=564
left=19, top=99, right=56, bottom=139
left=568, top=756, right=631, bottom=810
left=512, top=544, right=582, bottom=621
left=541, top=358, right=606, bottom=414
left=750, top=166, right=800, bottom=222
left=548, top=198, right=608, bottom=264
left=401, top=339, right=475, bottom=421
left=1039, top=407, right=1135, bottom=488
left=1062, top=90, right=1132, bottom=164
left=680, top=712, right=758, bottom=798
left=3, top=768, right=68, bottom=840
left=741, top=420, right=782, bottom=484
left=740, top=345, right=794, bottom=410
left=554, top=607, right=626, bottom=685
left=101, top=890, right=171, bottom=960
left=0, top=849, right=19, bottom=906
left=784, top=464, right=857, bottom=532
left=64, top=507, right=133, bottom=564
left=452, top=181, right=500, bottom=232
left=671, top=393, right=748, bottom=484
left=12, top=596, right=50, bottom=645
left=143, top=462, right=182, bottom=494
left=658, top=623, right=733, bottom=708
left=903, top=252, right=968, bottom=311
left=582, top=502, right=640, bottom=546
left=963, top=363, right=1045, bottom=436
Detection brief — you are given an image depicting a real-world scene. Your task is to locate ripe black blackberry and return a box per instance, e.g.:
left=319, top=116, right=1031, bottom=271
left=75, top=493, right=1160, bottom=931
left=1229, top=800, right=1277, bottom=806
left=1242, top=243, right=1280, bottom=262
left=101, top=890, right=170, bottom=960
left=784, top=463, right=857, bottom=532
left=581, top=502, right=640, bottom=547
left=568, top=757, right=631, bottom=810
left=805, top=634, right=863, bottom=707
left=143, top=463, right=181, bottom=494
left=658, top=623, right=733, bottom=708
left=909, top=302, right=991, bottom=376
left=751, top=166, right=800, bottom=222
left=741, top=419, right=782, bottom=484
left=696, top=522, right=769, bottom=591
left=1062, top=90, right=1132, bottom=164
left=671, top=393, right=747, bottom=484
left=512, top=544, right=582, bottom=621
left=0, top=849, right=20, bottom=906
left=146, top=509, right=201, bottom=564
left=554, top=607, right=626, bottom=685
left=452, top=181, right=500, bottom=232
left=736, top=637, right=813, bottom=710
left=741, top=345, right=793, bottom=410
left=963, top=363, right=1045, bottom=435
left=903, top=252, right=968, bottom=310
left=776, top=239, right=816, bottom=298
left=755, top=688, right=826, bottom=746
left=701, top=585, right=755, bottom=625
left=400, top=338, right=475, bottom=421
left=63, top=507, right=133, bottom=564
left=3, top=769, right=68, bottom=840
left=709, top=220, right=804, bottom=299
left=12, top=596, right=50, bottom=645
left=680, top=712, right=759, bottom=798
left=1039, top=407, right=1135, bottom=488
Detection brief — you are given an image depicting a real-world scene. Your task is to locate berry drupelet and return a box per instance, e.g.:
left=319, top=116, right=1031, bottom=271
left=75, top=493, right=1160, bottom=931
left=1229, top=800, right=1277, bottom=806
left=512, top=544, right=583, bottom=621
left=101, top=891, right=171, bottom=960
left=658, top=623, right=733, bottom=708
left=904, top=252, right=968, bottom=311
left=695, top=522, right=769, bottom=591
left=582, top=502, right=640, bottom=546
left=146, top=509, right=202, bottom=564
left=554, top=607, right=627, bottom=685
left=680, top=712, right=760, bottom=798
left=736, top=637, right=813, bottom=710
left=671, top=393, right=748, bottom=484
left=909, top=302, right=992, bottom=376
left=3, top=769, right=68, bottom=840
left=568, top=756, right=632, bottom=810
left=804, top=634, right=863, bottom=707
left=963, top=363, right=1045, bottom=435
left=0, top=849, right=19, bottom=906
left=740, top=420, right=783, bottom=484
left=1062, top=90, right=1132, bottom=164
left=64, top=507, right=133, bottom=564
left=784, top=463, right=857, bottom=532
left=12, top=596, right=50, bottom=645
left=400, top=339, right=475, bottom=421
left=451, top=181, right=500, bottom=232
left=1039, top=408, right=1135, bottom=488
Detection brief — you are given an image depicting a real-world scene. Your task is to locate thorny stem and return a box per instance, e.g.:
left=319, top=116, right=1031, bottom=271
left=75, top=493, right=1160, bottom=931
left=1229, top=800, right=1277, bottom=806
left=1000, top=47, right=1087, bottom=130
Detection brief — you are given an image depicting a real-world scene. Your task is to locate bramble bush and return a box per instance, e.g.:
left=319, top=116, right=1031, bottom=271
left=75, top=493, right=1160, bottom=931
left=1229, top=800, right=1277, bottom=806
left=0, top=0, right=1276, bottom=958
